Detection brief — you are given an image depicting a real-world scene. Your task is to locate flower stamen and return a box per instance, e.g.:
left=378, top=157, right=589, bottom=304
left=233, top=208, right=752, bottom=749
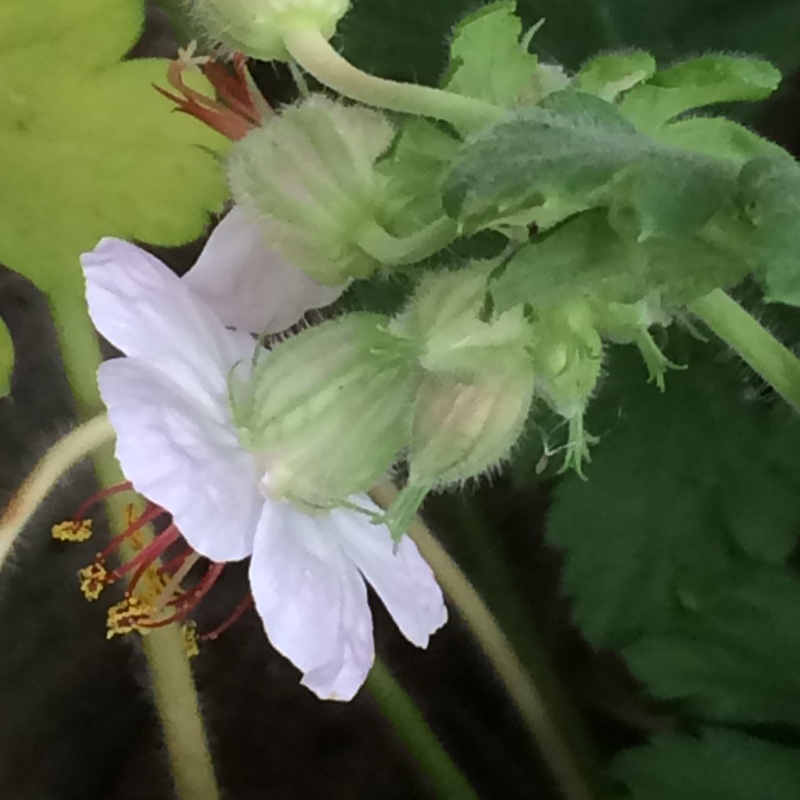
left=155, top=48, right=266, bottom=140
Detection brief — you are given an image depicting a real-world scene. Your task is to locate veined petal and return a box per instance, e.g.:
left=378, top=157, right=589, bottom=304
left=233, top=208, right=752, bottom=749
left=82, top=238, right=256, bottom=410
left=249, top=502, right=374, bottom=701
left=183, top=206, right=344, bottom=334
left=334, top=497, right=447, bottom=647
left=99, top=358, right=262, bottom=561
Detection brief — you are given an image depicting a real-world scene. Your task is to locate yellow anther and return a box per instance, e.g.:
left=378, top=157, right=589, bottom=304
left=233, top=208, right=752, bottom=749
left=52, top=519, right=93, bottom=542
left=78, top=561, right=108, bottom=600
left=182, top=622, right=200, bottom=658
left=106, top=595, right=155, bottom=639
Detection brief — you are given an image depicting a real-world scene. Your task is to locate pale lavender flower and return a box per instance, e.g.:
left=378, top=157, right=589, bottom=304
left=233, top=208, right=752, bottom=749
left=80, top=234, right=446, bottom=700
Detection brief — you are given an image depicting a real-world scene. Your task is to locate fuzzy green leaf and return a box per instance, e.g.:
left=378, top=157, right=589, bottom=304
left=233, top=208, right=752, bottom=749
left=443, top=1, right=541, bottom=105
left=546, top=341, right=800, bottom=647
left=654, top=117, right=790, bottom=164
left=624, top=564, right=800, bottom=725
left=619, top=55, right=781, bottom=132
left=613, top=730, right=800, bottom=800
left=443, top=91, right=738, bottom=237
left=0, top=0, right=228, bottom=296
left=738, top=158, right=800, bottom=306
left=491, top=211, right=747, bottom=313
left=575, top=50, right=656, bottom=101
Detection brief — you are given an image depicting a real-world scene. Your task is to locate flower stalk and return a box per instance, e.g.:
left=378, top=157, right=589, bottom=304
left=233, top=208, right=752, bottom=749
left=370, top=481, right=598, bottom=800
left=282, top=25, right=503, bottom=130
left=690, top=288, right=800, bottom=412
left=0, top=413, right=114, bottom=570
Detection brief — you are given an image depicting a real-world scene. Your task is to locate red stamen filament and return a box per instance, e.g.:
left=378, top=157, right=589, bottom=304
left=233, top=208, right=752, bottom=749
left=106, top=523, right=181, bottom=583
left=72, top=482, right=133, bottom=521
left=200, top=594, right=255, bottom=642
left=96, top=503, right=165, bottom=561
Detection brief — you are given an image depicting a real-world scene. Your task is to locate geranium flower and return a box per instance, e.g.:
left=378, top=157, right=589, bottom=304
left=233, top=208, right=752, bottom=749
left=80, top=233, right=446, bottom=701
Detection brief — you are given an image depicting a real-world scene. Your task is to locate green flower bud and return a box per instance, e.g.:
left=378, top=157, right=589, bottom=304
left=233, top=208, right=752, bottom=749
left=227, top=95, right=396, bottom=284
left=409, top=369, right=535, bottom=487
left=234, top=313, right=418, bottom=509
left=191, top=0, right=350, bottom=62
left=392, top=265, right=533, bottom=374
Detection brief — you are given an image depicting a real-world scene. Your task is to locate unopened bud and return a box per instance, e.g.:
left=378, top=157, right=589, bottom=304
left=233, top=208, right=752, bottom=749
left=191, top=0, right=350, bottom=62
left=409, top=369, right=535, bottom=487
left=392, top=265, right=533, bottom=374
left=228, top=95, right=395, bottom=284
left=236, top=313, right=418, bottom=508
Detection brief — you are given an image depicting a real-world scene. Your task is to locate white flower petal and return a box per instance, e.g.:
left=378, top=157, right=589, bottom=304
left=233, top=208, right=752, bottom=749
left=183, top=206, right=344, bottom=334
left=334, top=497, right=447, bottom=648
left=99, top=358, right=262, bottom=561
left=249, top=502, right=374, bottom=700
left=82, top=238, right=256, bottom=408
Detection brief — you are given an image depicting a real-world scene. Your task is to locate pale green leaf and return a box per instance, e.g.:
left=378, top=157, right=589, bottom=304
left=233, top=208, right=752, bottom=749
left=443, top=1, right=541, bottom=106
left=575, top=50, right=656, bottom=101
left=619, top=54, right=781, bottom=132
left=0, top=0, right=229, bottom=296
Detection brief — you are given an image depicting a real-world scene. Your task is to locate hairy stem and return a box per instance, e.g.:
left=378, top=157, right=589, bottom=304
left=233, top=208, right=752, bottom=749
left=49, top=286, right=221, bottom=800
left=367, top=658, right=478, bottom=799
left=283, top=26, right=503, bottom=130
left=371, top=482, right=597, bottom=800
left=357, top=217, right=458, bottom=266
left=690, top=288, right=800, bottom=411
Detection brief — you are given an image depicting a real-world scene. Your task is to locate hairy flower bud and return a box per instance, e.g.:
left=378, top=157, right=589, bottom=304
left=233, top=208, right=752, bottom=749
left=191, top=0, right=350, bottom=62
left=409, top=369, right=535, bottom=487
left=228, top=95, right=396, bottom=284
left=392, top=265, right=533, bottom=375
left=234, top=313, right=419, bottom=509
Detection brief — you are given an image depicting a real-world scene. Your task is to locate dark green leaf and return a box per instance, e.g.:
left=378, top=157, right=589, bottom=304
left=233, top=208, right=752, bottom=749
left=625, top=564, right=800, bottom=725
left=613, top=729, right=800, bottom=800
left=546, top=340, right=800, bottom=647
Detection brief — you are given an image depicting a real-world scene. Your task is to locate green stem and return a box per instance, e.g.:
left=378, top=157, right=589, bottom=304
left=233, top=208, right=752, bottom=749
left=371, top=483, right=597, bottom=800
left=283, top=26, right=503, bottom=130
left=48, top=286, right=221, bottom=800
left=356, top=217, right=458, bottom=266
left=367, top=658, right=479, bottom=799
left=690, top=288, right=800, bottom=411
